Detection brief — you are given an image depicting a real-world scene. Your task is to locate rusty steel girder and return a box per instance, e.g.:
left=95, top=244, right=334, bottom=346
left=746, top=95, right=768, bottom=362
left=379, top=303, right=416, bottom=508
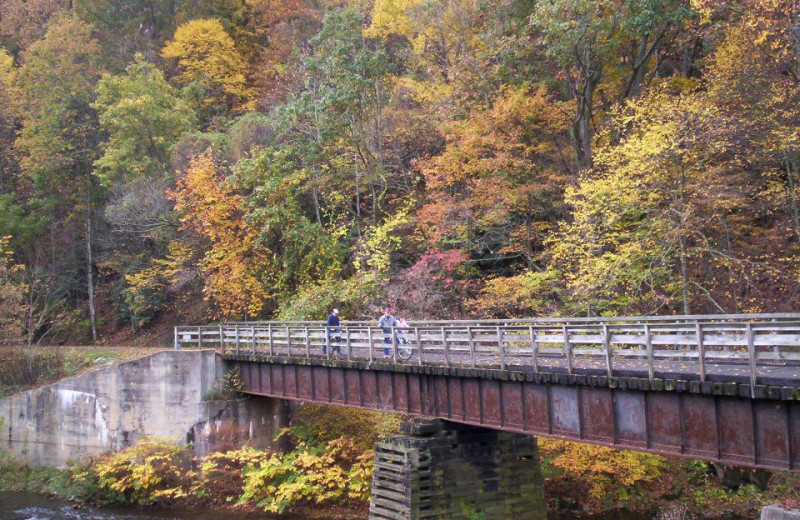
left=225, top=356, right=800, bottom=471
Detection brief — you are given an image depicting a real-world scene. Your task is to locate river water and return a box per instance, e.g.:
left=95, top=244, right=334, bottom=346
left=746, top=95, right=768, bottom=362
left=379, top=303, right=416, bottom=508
left=0, top=492, right=310, bottom=520
left=0, top=491, right=663, bottom=520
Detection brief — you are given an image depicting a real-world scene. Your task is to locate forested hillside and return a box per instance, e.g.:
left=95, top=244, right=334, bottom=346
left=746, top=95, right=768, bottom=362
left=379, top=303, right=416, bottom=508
left=0, top=0, right=798, bottom=344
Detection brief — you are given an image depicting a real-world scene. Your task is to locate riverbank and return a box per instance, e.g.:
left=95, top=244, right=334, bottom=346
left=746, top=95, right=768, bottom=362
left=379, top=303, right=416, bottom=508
left=3, top=437, right=799, bottom=520
left=0, top=402, right=386, bottom=518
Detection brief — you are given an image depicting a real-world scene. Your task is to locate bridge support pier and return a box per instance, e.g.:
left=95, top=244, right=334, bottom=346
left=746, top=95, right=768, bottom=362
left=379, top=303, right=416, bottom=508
left=369, top=419, right=546, bottom=520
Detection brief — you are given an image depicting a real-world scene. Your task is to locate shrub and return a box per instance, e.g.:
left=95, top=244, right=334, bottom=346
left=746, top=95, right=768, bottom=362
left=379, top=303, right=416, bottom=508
left=196, top=446, right=268, bottom=503
left=294, top=403, right=403, bottom=451
left=93, top=438, right=194, bottom=505
left=204, top=368, right=244, bottom=401
left=237, top=405, right=398, bottom=514
left=539, top=439, right=667, bottom=509
left=239, top=435, right=373, bottom=513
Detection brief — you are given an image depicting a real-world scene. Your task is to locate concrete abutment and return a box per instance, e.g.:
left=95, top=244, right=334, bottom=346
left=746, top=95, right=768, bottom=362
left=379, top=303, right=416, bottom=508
left=369, top=419, right=547, bottom=520
left=0, top=350, right=291, bottom=466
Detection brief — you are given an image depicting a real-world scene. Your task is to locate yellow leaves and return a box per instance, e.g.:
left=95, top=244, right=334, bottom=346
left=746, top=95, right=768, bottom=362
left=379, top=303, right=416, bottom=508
left=549, top=80, right=756, bottom=313
left=91, top=434, right=373, bottom=512
left=354, top=205, right=413, bottom=274
left=0, top=48, right=17, bottom=116
left=171, top=152, right=271, bottom=319
left=365, top=0, right=426, bottom=39
left=540, top=439, right=666, bottom=504
left=468, top=269, right=562, bottom=318
left=93, top=438, right=193, bottom=505
left=239, top=433, right=375, bottom=513
left=161, top=18, right=255, bottom=110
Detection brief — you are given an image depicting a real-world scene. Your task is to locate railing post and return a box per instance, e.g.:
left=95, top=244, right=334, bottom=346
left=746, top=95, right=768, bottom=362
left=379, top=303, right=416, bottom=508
left=235, top=325, right=240, bottom=354
left=367, top=327, right=373, bottom=363
left=219, top=324, right=224, bottom=350
left=603, top=324, right=612, bottom=378
left=392, top=327, right=398, bottom=364
left=304, top=326, right=311, bottom=359
left=346, top=327, right=352, bottom=360
left=645, top=324, right=654, bottom=380
left=529, top=326, right=538, bottom=373
left=174, top=327, right=180, bottom=350
left=267, top=324, right=272, bottom=356
left=563, top=325, right=572, bottom=375
left=497, top=326, right=505, bottom=370
left=696, top=322, right=706, bottom=382
left=468, top=326, right=476, bottom=368
left=441, top=327, right=449, bottom=367
left=416, top=327, right=423, bottom=366
left=197, top=326, right=202, bottom=348
left=286, top=326, right=291, bottom=357
left=747, top=323, right=757, bottom=397
left=251, top=326, right=256, bottom=355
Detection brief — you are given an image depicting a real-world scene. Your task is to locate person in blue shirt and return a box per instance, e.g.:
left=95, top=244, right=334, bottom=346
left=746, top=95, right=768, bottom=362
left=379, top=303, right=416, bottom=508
left=325, top=308, right=341, bottom=355
left=377, top=307, right=398, bottom=357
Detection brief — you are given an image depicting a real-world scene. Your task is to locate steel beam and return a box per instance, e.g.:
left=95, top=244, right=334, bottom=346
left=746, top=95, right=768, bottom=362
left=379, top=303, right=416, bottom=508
left=229, top=356, right=800, bottom=471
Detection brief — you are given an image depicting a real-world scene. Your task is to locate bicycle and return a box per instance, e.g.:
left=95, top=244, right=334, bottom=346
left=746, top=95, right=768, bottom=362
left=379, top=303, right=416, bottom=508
left=396, top=331, right=413, bottom=360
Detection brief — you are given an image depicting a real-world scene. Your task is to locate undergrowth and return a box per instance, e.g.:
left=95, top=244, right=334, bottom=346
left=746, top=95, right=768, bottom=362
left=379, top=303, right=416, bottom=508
left=1, top=405, right=403, bottom=516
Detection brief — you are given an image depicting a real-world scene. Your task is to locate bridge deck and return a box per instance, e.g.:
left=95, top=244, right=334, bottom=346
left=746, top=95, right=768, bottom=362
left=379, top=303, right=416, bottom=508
left=177, top=314, right=800, bottom=388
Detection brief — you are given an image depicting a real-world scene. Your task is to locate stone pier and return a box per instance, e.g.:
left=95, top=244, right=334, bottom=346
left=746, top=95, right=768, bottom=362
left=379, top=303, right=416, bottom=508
left=369, top=419, right=547, bottom=520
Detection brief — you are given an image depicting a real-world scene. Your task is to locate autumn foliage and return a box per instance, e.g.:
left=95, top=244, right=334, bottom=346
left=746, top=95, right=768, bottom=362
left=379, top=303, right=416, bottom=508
left=0, top=0, right=797, bottom=344
left=170, top=153, right=272, bottom=319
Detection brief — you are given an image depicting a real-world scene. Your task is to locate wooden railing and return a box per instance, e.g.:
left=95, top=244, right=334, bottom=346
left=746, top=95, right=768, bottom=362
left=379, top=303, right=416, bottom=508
left=176, top=314, right=800, bottom=387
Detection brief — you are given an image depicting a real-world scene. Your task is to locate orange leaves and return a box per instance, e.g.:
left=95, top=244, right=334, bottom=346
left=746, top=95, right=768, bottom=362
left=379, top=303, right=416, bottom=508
left=171, top=153, right=271, bottom=319
left=416, top=85, right=570, bottom=259
left=172, top=153, right=241, bottom=241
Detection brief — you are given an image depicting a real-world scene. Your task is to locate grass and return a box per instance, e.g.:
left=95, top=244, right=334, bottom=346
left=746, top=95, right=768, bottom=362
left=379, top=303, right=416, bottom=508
left=0, top=346, right=165, bottom=398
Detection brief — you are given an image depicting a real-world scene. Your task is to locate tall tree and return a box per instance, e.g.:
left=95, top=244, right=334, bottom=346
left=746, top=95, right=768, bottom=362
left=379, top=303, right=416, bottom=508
left=280, top=8, right=392, bottom=232
left=531, top=0, right=691, bottom=170
left=161, top=18, right=255, bottom=111
left=247, top=0, right=321, bottom=108
left=366, top=0, right=497, bottom=111
left=0, top=0, right=67, bottom=50
left=0, top=48, right=19, bottom=188
left=170, top=152, right=271, bottom=319
left=93, top=55, right=198, bottom=186
left=549, top=84, right=768, bottom=315
left=15, top=17, right=106, bottom=341
left=417, top=86, right=571, bottom=267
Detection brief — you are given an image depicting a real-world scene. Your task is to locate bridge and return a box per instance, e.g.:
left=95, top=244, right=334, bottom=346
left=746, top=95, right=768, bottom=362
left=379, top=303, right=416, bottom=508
left=176, top=313, right=800, bottom=470
left=177, top=314, right=800, bottom=519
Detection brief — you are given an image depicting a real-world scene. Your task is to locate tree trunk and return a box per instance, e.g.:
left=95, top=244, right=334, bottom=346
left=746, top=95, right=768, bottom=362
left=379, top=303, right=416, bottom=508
left=677, top=168, right=691, bottom=315
left=786, top=157, right=800, bottom=243
left=572, top=70, right=600, bottom=171
left=86, top=197, right=97, bottom=342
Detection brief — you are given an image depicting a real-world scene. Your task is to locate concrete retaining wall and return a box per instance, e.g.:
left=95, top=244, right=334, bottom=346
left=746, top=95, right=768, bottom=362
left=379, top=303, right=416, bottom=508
left=762, top=505, right=800, bottom=520
left=0, top=350, right=283, bottom=467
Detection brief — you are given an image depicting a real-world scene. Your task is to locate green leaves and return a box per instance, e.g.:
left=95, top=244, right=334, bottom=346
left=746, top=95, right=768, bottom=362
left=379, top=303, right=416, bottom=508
left=93, top=55, right=197, bottom=186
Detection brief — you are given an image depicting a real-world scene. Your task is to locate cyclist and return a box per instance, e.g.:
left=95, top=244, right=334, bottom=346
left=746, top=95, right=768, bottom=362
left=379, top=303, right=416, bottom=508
left=325, top=308, right=342, bottom=355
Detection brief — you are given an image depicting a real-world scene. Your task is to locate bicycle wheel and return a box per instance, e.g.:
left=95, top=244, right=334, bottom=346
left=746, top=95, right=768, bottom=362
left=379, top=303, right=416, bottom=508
left=397, top=343, right=413, bottom=360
